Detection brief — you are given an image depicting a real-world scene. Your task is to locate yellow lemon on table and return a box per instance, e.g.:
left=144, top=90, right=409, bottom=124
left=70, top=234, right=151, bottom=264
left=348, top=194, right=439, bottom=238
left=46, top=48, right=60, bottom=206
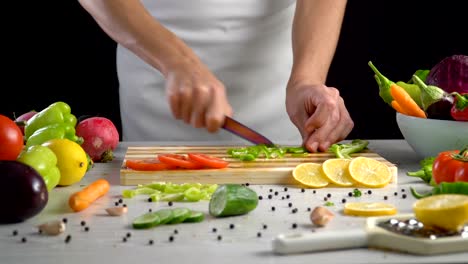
left=321, top=158, right=354, bottom=187
left=348, top=156, right=392, bottom=188
left=344, top=202, right=397, bottom=217
left=292, top=162, right=329, bottom=188
left=413, top=194, right=468, bottom=231
left=42, top=138, right=88, bottom=186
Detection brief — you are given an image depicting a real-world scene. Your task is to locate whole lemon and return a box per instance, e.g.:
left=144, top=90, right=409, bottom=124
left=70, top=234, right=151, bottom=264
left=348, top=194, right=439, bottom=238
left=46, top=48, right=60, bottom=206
left=42, top=138, right=88, bottom=186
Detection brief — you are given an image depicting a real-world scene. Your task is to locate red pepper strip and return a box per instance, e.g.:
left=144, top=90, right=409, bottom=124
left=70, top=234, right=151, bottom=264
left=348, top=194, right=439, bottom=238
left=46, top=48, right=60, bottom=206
left=125, top=159, right=177, bottom=171
left=450, top=92, right=468, bottom=121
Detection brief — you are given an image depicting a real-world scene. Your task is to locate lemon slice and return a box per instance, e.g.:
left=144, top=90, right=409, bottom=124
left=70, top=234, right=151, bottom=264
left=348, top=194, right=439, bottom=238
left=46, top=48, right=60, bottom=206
left=348, top=157, right=392, bottom=188
left=344, top=202, right=397, bottom=217
left=292, top=163, right=329, bottom=188
left=413, top=194, right=468, bottom=231
left=321, top=158, right=354, bottom=187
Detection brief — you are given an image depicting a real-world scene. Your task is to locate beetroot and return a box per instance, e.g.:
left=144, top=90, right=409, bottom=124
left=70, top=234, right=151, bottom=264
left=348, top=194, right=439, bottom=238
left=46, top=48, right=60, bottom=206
left=76, top=117, right=119, bottom=163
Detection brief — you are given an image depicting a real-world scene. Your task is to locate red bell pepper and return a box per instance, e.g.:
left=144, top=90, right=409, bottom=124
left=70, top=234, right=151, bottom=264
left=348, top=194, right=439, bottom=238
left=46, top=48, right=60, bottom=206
left=450, top=93, right=468, bottom=121
left=432, top=146, right=468, bottom=184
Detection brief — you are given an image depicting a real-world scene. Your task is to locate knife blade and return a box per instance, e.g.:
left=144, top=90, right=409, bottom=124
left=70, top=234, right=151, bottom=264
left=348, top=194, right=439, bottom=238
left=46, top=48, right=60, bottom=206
left=222, top=116, right=274, bottom=146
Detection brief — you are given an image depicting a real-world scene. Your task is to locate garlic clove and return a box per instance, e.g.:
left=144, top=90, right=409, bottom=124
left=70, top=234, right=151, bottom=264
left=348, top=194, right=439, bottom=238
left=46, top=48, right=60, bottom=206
left=310, top=206, right=335, bottom=227
left=37, top=220, right=66, bottom=236
left=105, top=206, right=128, bottom=216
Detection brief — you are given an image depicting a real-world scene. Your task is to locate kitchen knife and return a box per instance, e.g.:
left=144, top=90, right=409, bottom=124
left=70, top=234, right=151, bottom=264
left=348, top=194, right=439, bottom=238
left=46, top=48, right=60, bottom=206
left=222, top=116, right=274, bottom=146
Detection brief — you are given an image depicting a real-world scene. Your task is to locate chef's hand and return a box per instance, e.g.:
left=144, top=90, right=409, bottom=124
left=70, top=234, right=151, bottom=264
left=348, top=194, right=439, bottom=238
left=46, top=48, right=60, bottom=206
left=165, top=58, right=233, bottom=132
left=286, top=81, right=354, bottom=152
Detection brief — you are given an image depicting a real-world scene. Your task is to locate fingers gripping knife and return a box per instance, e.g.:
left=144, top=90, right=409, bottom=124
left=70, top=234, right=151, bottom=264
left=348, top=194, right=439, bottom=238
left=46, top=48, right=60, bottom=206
left=272, top=214, right=468, bottom=255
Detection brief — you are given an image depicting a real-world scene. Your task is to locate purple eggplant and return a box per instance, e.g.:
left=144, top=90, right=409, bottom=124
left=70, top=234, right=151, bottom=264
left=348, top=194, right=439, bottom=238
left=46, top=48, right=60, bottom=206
left=425, top=94, right=455, bottom=120
left=0, top=161, right=48, bottom=224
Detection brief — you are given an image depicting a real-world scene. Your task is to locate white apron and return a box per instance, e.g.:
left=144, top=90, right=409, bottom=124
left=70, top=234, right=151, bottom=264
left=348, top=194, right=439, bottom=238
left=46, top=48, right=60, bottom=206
left=117, top=0, right=301, bottom=143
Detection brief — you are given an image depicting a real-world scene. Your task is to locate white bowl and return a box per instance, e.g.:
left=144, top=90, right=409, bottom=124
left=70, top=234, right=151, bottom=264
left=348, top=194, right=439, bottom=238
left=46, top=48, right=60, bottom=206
left=396, top=113, right=468, bottom=158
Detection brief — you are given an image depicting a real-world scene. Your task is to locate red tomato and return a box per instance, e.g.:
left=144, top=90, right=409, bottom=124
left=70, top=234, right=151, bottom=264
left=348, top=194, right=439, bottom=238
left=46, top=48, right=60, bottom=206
left=125, top=159, right=177, bottom=171
left=0, top=114, right=24, bottom=160
left=158, top=154, right=204, bottom=169
left=187, top=153, right=229, bottom=169
left=432, top=148, right=468, bottom=184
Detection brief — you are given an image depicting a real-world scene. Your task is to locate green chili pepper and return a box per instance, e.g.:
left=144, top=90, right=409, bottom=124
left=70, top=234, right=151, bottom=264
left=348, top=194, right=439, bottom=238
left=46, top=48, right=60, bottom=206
left=25, top=123, right=83, bottom=148
left=24, top=102, right=78, bottom=140
left=16, top=145, right=61, bottom=192
left=368, top=61, right=424, bottom=108
left=410, top=182, right=468, bottom=199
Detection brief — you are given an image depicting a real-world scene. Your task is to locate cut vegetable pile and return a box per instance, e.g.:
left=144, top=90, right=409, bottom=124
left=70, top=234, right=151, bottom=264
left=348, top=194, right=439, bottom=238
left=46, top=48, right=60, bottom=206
left=122, top=182, right=218, bottom=202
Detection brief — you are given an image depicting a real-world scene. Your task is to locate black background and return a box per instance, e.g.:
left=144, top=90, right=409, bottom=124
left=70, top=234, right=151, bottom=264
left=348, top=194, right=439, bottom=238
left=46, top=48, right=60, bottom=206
left=2, top=1, right=466, bottom=141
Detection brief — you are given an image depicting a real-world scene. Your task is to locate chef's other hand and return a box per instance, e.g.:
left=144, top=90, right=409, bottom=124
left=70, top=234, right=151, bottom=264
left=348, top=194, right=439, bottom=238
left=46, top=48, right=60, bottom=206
left=165, top=59, right=233, bottom=133
left=286, top=81, right=354, bottom=152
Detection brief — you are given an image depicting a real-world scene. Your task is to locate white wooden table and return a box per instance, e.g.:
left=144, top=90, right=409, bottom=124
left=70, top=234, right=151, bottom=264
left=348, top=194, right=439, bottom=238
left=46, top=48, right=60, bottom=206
left=1, top=140, right=467, bottom=264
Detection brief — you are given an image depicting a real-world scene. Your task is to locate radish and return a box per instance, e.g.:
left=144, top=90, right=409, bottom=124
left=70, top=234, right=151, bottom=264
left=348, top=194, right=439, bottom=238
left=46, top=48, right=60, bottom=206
left=15, top=110, right=37, bottom=135
left=76, top=117, right=119, bottom=163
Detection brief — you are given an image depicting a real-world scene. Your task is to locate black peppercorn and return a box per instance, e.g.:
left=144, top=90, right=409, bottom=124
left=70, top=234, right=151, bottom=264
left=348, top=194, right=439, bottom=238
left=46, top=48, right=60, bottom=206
left=313, top=190, right=316, bottom=194
left=401, top=189, right=405, bottom=192
left=148, top=197, right=152, bottom=202
left=286, top=194, right=290, bottom=199
left=284, top=187, right=288, bottom=192
left=118, top=198, right=123, bottom=203
left=174, top=229, right=178, bottom=234
left=288, top=202, right=292, bottom=207
left=212, top=228, right=217, bottom=233
left=394, top=192, right=398, bottom=196
left=292, top=208, right=298, bottom=213
left=122, top=237, right=127, bottom=242
left=263, top=224, right=268, bottom=229
left=341, top=199, right=346, bottom=203
left=402, top=194, right=407, bottom=199
left=21, top=237, right=27, bottom=243
left=168, top=201, right=173, bottom=206
left=307, top=207, right=311, bottom=212
left=126, top=232, right=131, bottom=238
left=246, top=183, right=250, bottom=186
left=80, top=221, right=86, bottom=226
left=62, top=218, right=68, bottom=224
left=274, top=191, right=279, bottom=196
left=217, top=235, right=222, bottom=241
left=229, top=224, right=235, bottom=229
left=269, top=189, right=273, bottom=193
left=348, top=192, right=353, bottom=197
left=115, top=202, right=119, bottom=206
left=258, top=195, right=263, bottom=200
left=384, top=196, right=388, bottom=200
left=12, top=230, right=18, bottom=236
left=149, top=208, right=152, bottom=212
left=169, top=236, right=174, bottom=242
left=292, top=223, right=297, bottom=229
left=257, top=232, right=262, bottom=237
left=281, top=196, right=285, bottom=200
left=65, top=235, right=72, bottom=243
left=149, top=239, right=154, bottom=245
left=123, top=204, right=127, bottom=207
left=301, top=188, right=305, bottom=193
left=268, top=194, right=272, bottom=199
left=367, top=190, right=372, bottom=195
left=271, top=206, right=276, bottom=211
left=327, top=193, right=331, bottom=198
left=84, top=227, right=90, bottom=232
left=324, top=197, right=328, bottom=201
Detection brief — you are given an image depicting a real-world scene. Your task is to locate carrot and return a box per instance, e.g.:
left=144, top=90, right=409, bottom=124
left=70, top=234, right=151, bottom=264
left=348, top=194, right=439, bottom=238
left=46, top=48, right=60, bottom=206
left=69, top=179, right=110, bottom=212
left=390, top=100, right=408, bottom=115
left=390, top=83, right=427, bottom=118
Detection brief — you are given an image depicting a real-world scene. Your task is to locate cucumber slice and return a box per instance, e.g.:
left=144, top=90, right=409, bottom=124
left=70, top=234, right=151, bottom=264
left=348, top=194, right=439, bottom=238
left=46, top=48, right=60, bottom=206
left=167, top=208, right=191, bottom=224
left=183, top=211, right=205, bottom=223
left=132, top=212, right=161, bottom=229
left=154, top=208, right=174, bottom=225
left=209, top=184, right=258, bottom=217
left=161, top=193, right=185, bottom=202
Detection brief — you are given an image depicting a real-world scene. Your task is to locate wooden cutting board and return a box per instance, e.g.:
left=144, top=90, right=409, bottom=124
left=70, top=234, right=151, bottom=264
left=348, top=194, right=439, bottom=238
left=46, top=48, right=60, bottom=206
left=120, top=145, right=398, bottom=186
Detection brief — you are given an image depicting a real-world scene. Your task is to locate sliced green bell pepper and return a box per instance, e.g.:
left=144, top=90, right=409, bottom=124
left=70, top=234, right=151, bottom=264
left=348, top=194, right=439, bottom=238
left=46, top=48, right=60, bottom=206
left=25, top=123, right=83, bottom=148
left=17, top=145, right=61, bottom=192
left=24, top=101, right=78, bottom=140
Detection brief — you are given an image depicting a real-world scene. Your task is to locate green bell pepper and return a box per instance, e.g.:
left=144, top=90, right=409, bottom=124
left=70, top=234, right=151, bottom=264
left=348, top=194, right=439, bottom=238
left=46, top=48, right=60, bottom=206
left=24, top=102, right=78, bottom=140
left=25, top=123, right=83, bottom=148
left=17, top=145, right=61, bottom=192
